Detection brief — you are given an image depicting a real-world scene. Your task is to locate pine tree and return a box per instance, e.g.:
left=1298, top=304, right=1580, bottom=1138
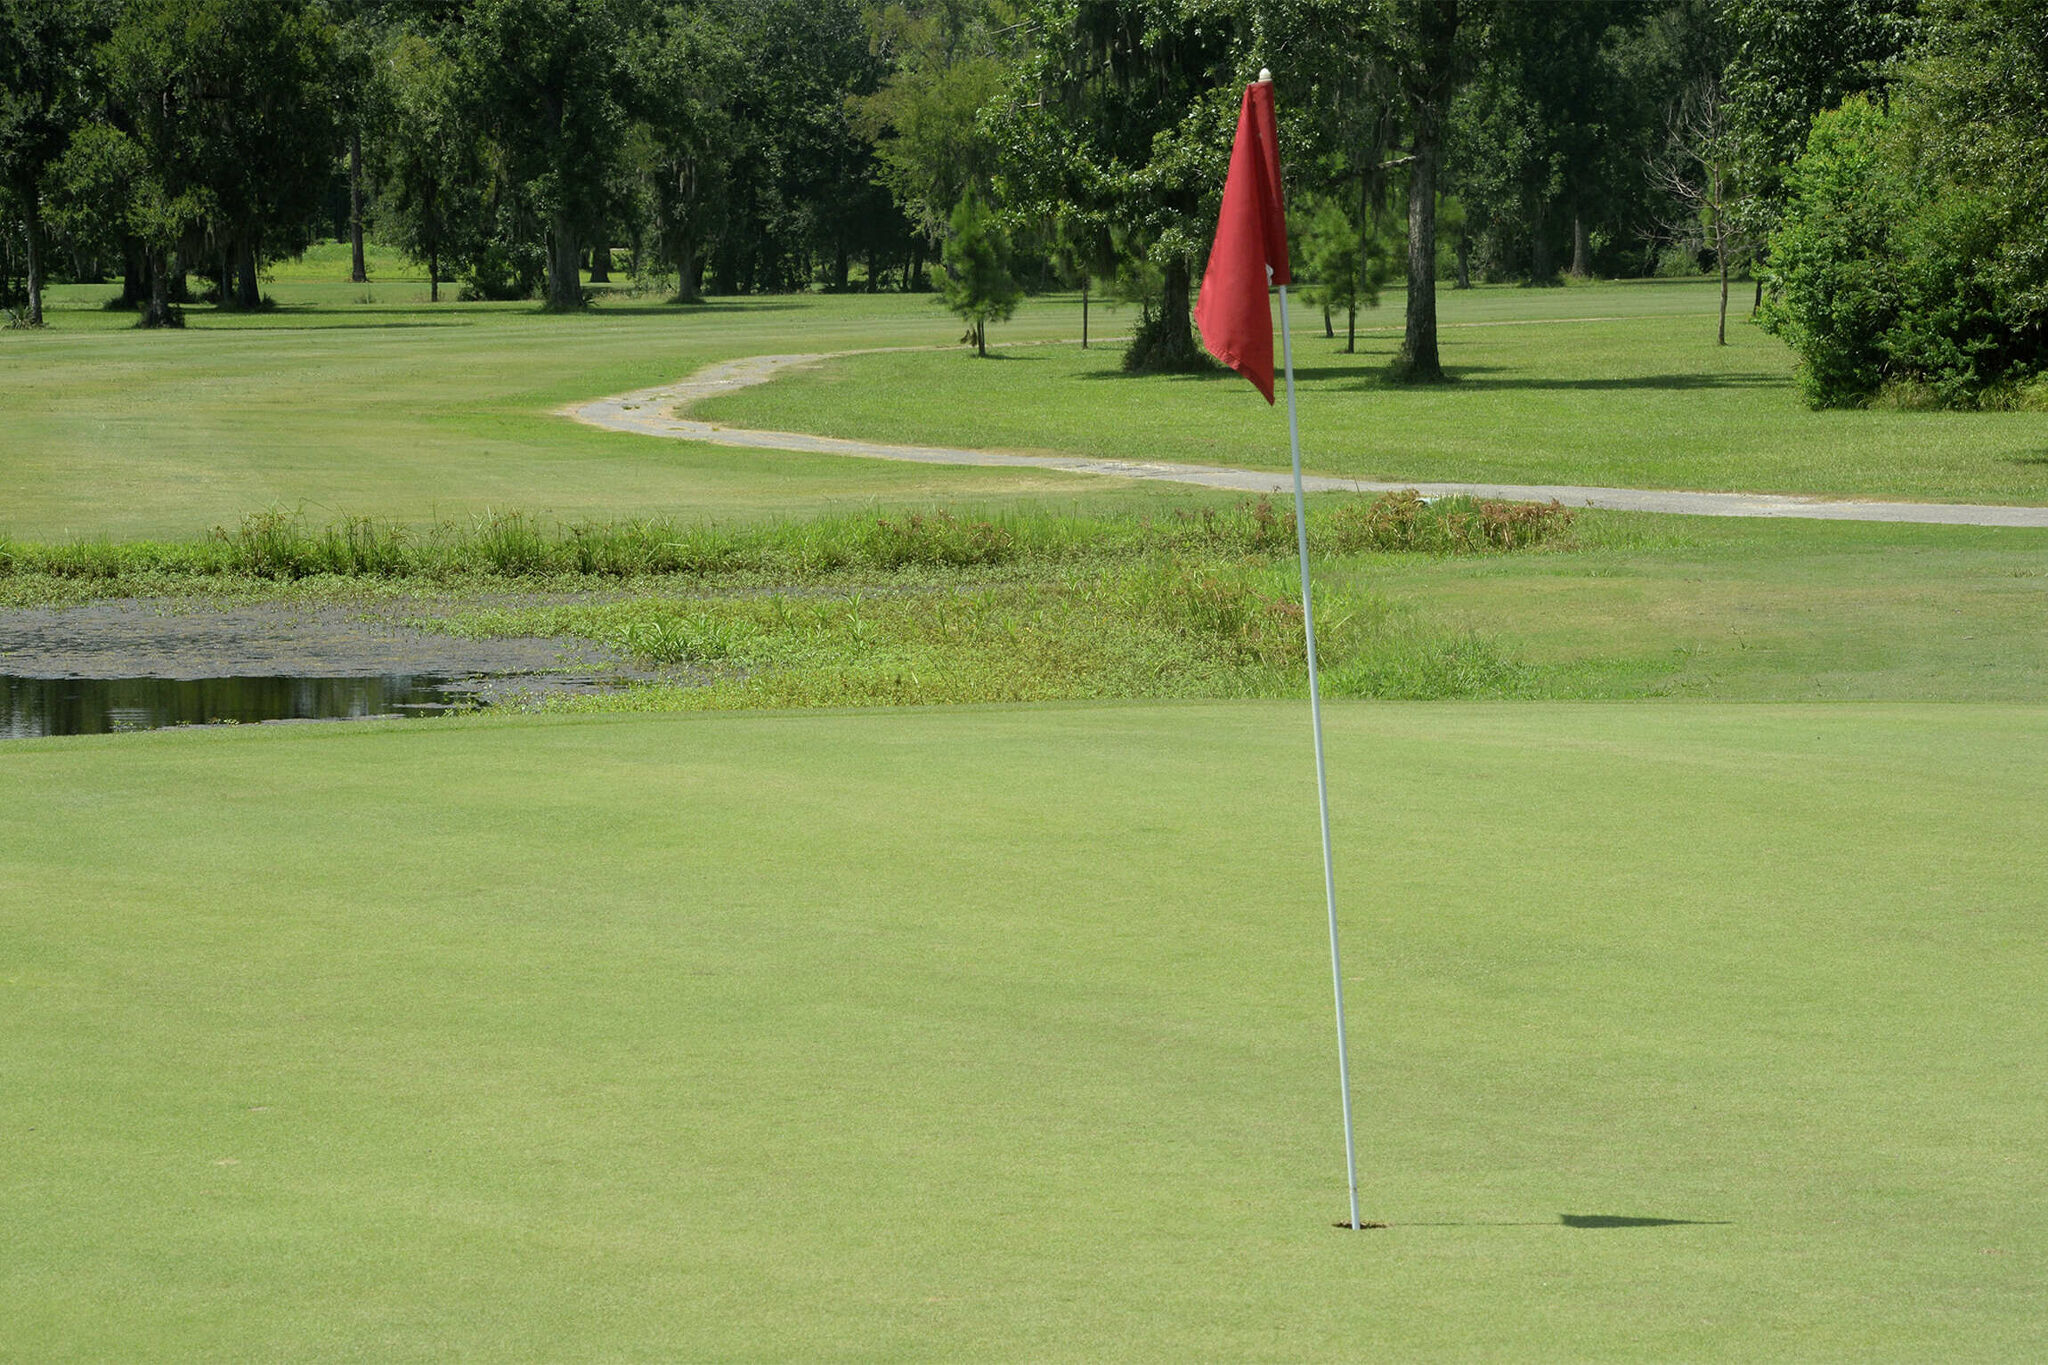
left=941, top=188, right=1020, bottom=357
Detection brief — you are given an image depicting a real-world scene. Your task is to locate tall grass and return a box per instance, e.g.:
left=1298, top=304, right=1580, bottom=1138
left=0, top=494, right=1573, bottom=585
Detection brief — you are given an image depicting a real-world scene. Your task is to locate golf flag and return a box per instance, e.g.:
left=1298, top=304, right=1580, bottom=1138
left=1199, top=72, right=1366, bottom=1230
left=1195, top=76, right=1291, bottom=403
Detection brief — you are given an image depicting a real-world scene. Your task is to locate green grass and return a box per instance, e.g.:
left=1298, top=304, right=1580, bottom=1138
left=1347, top=512, right=2048, bottom=701
left=4, top=701, right=2044, bottom=1357
left=6, top=504, right=2041, bottom=704
left=2, top=276, right=1143, bottom=542
left=11, top=277, right=2046, bottom=550
left=693, top=282, right=2048, bottom=505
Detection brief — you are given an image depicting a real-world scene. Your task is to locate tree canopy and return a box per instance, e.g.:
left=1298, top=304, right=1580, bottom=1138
left=0, top=0, right=2035, bottom=405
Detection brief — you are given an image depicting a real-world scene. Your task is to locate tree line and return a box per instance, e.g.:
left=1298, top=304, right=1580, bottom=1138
left=5, top=0, right=2042, bottom=405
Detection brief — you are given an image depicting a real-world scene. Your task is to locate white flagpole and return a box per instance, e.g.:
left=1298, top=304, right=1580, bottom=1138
left=1276, top=278, right=1362, bottom=1231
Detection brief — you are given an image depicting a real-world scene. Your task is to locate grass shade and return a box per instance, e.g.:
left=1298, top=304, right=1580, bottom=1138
left=4, top=701, right=2044, bottom=1357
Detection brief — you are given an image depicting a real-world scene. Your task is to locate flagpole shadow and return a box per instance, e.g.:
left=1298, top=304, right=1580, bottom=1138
left=1335, top=1214, right=1732, bottom=1230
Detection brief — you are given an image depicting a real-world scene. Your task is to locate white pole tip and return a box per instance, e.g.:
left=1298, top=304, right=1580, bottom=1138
left=1258, top=68, right=1273, bottom=83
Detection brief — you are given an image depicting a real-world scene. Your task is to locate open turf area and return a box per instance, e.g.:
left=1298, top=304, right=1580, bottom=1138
left=692, top=284, right=2048, bottom=506
left=7, top=274, right=2047, bottom=548
left=5, top=702, right=2045, bottom=1356
left=2, top=257, right=1132, bottom=542
left=6, top=270, right=2046, bottom=1357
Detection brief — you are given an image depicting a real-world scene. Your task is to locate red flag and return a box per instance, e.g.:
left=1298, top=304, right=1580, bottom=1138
left=1195, top=77, right=1290, bottom=403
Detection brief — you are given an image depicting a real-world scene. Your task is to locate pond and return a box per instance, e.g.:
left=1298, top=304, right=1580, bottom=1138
left=2, top=673, right=486, bottom=739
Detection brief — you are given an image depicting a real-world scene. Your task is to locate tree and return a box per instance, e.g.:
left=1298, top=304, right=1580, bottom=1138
left=0, top=0, right=104, bottom=325
left=1379, top=0, right=1461, bottom=381
left=941, top=186, right=1020, bottom=354
left=103, top=0, right=338, bottom=315
left=370, top=25, right=483, bottom=301
left=1722, top=0, right=1916, bottom=308
left=623, top=4, right=739, bottom=301
left=1653, top=74, right=1750, bottom=344
left=1296, top=192, right=1391, bottom=352
left=849, top=2, right=1014, bottom=243
left=462, top=0, right=628, bottom=308
left=1761, top=0, right=2048, bottom=412
left=994, top=0, right=1261, bottom=373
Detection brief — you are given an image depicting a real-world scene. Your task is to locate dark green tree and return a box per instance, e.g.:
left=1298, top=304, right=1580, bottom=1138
left=0, top=0, right=107, bottom=324
left=1763, top=0, right=2048, bottom=409
left=941, top=186, right=1020, bottom=354
left=623, top=4, right=740, bottom=300
left=370, top=24, right=485, bottom=301
left=1378, top=0, right=1462, bottom=381
left=1296, top=192, right=1392, bottom=352
left=462, top=0, right=628, bottom=308
left=993, top=0, right=1263, bottom=373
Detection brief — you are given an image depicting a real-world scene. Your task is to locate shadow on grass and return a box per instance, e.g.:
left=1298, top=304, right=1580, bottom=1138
left=1372, top=1214, right=1732, bottom=1229
left=1286, top=363, right=1783, bottom=391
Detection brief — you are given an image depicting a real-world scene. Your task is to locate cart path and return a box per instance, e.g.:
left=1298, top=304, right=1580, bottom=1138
left=562, top=349, right=2048, bottom=529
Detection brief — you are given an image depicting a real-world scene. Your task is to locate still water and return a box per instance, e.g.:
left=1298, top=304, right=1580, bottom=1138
left=3, top=673, right=478, bottom=739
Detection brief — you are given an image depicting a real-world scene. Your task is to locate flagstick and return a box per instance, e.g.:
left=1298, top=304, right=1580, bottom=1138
left=1276, top=280, right=1362, bottom=1232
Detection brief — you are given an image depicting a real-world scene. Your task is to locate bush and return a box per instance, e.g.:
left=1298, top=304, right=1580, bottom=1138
left=1759, top=100, right=1909, bottom=407
left=1762, top=4, right=2048, bottom=410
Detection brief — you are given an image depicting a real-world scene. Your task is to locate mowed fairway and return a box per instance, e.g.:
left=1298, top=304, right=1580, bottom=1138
left=5, top=702, right=2044, bottom=1357
left=0, top=275, right=1130, bottom=542
left=693, top=290, right=2048, bottom=506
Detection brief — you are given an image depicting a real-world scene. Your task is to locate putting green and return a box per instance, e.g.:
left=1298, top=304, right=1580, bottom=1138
left=4, top=701, right=2044, bottom=1356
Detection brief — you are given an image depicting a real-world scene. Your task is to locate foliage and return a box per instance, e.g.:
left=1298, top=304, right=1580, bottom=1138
left=1764, top=3, right=2048, bottom=409
left=0, top=0, right=106, bottom=324
left=991, top=0, right=1261, bottom=372
left=847, top=1, right=1017, bottom=241
left=461, top=0, right=626, bottom=309
left=368, top=26, right=486, bottom=302
left=940, top=186, right=1021, bottom=354
left=1720, top=0, right=1917, bottom=243
left=1294, top=192, right=1392, bottom=351
left=622, top=5, right=741, bottom=301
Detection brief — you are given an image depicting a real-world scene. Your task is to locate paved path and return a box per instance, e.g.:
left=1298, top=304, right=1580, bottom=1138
left=564, top=350, right=2048, bottom=529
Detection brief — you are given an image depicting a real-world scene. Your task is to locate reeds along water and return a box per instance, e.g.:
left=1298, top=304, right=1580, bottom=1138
left=0, top=494, right=1574, bottom=586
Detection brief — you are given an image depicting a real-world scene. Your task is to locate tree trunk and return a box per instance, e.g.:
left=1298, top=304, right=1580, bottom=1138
left=1347, top=299, right=1356, bottom=354
left=1323, top=302, right=1333, bottom=339
left=1752, top=275, right=1763, bottom=316
left=1530, top=198, right=1552, bottom=281
left=1400, top=129, right=1444, bottom=380
left=22, top=195, right=44, bottom=326
left=976, top=319, right=986, bottom=357
left=1570, top=213, right=1590, bottom=278
left=1146, top=254, right=1196, bottom=366
left=546, top=216, right=581, bottom=308
left=122, top=238, right=146, bottom=307
left=349, top=129, right=368, bottom=283
left=1082, top=281, right=1089, bottom=348
left=1717, top=226, right=1729, bottom=346
left=428, top=245, right=440, bottom=303
left=588, top=238, right=610, bottom=283
left=234, top=238, right=260, bottom=310
left=1456, top=230, right=1472, bottom=289
left=139, top=245, right=174, bottom=328
left=1397, top=0, right=1455, bottom=382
